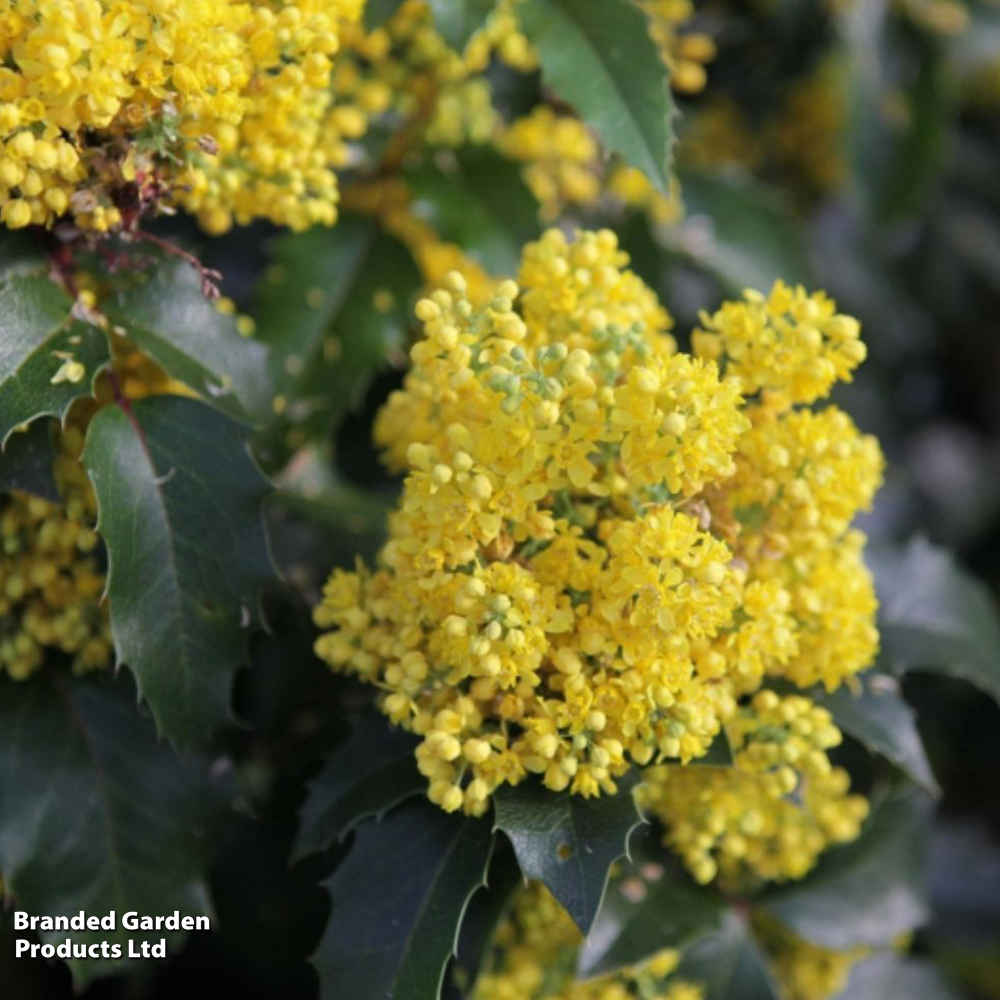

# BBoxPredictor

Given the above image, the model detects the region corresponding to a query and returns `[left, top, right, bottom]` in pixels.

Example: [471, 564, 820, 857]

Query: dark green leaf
[673, 170, 811, 292]
[676, 912, 781, 1000]
[314, 802, 494, 1000]
[105, 262, 270, 423]
[83, 395, 274, 749]
[0, 275, 109, 447]
[813, 671, 938, 795]
[364, 0, 406, 30]
[519, 0, 675, 195]
[251, 219, 418, 459]
[493, 773, 645, 934]
[760, 791, 931, 950]
[0, 418, 58, 500]
[578, 842, 725, 978]
[428, 0, 495, 52]
[407, 149, 540, 275]
[837, 954, 968, 1000]
[251, 216, 378, 397]
[0, 672, 223, 987]
[293, 717, 422, 860]
[452, 848, 522, 994]
[870, 538, 1000, 707]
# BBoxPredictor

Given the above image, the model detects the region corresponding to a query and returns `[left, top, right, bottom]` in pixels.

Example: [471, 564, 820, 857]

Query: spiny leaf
[814, 671, 938, 795]
[105, 262, 270, 423]
[675, 911, 781, 1000]
[83, 395, 274, 749]
[0, 672, 223, 987]
[452, 849, 522, 993]
[760, 790, 932, 950]
[578, 831, 725, 978]
[870, 538, 1000, 708]
[313, 801, 494, 1000]
[519, 0, 675, 196]
[0, 274, 109, 447]
[293, 717, 422, 861]
[493, 772, 645, 935]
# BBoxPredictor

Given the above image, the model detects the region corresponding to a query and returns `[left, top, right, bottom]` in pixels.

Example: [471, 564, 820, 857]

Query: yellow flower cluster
[471, 882, 703, 1000]
[639, 692, 870, 886]
[332, 0, 534, 160]
[0, 0, 364, 233]
[692, 283, 883, 692]
[314, 227, 883, 817]
[0, 425, 111, 680]
[753, 914, 868, 1000]
[640, 0, 716, 95]
[497, 108, 683, 225]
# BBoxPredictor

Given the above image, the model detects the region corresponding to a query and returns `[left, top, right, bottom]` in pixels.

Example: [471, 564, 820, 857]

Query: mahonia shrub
[313, 227, 883, 817]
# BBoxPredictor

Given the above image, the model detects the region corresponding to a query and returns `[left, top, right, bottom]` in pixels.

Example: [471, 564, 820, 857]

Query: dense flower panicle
[0, 0, 364, 233]
[639, 692, 869, 886]
[0, 425, 111, 680]
[692, 282, 868, 409]
[315, 227, 884, 819]
[472, 882, 703, 1000]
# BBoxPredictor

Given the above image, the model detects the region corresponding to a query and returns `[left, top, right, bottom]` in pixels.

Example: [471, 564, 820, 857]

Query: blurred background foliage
[4, 0, 1000, 997]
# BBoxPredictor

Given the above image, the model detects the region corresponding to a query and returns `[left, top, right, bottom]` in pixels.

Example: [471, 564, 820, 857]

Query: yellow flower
[693, 282, 868, 410]
[0, 426, 111, 680]
[471, 882, 703, 1000]
[0, 0, 364, 233]
[639, 692, 870, 887]
[754, 914, 868, 1000]
[315, 228, 884, 815]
